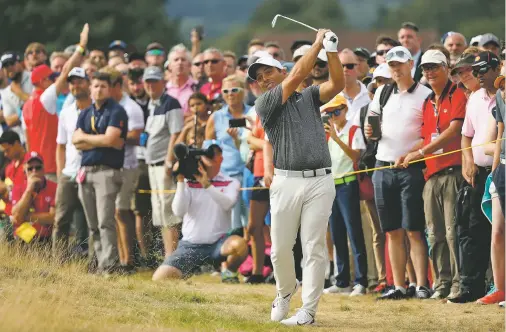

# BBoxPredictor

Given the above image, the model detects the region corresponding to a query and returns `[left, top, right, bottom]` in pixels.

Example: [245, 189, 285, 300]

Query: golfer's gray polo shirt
[255, 84, 331, 171]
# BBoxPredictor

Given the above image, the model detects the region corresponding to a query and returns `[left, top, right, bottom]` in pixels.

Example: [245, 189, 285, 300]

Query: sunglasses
[342, 63, 357, 70]
[472, 66, 491, 77]
[385, 51, 409, 61]
[315, 61, 327, 68]
[193, 61, 203, 67]
[204, 59, 221, 65]
[27, 165, 42, 172]
[421, 63, 443, 72]
[222, 87, 243, 94]
[147, 49, 165, 57]
[328, 105, 347, 116]
[271, 52, 280, 58]
[376, 49, 392, 56]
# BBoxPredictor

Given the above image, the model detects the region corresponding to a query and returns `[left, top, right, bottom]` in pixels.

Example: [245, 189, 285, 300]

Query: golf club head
[272, 15, 280, 28]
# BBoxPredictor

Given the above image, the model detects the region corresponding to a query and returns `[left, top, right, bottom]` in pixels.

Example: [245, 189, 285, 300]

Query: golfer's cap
[109, 40, 127, 50]
[494, 75, 505, 89]
[450, 53, 475, 75]
[142, 66, 164, 81]
[24, 151, 44, 164]
[479, 33, 500, 47]
[67, 67, 88, 82]
[470, 35, 482, 47]
[354, 47, 371, 59]
[1, 51, 21, 66]
[372, 63, 391, 79]
[473, 51, 500, 68]
[385, 46, 412, 64]
[420, 50, 448, 66]
[320, 95, 348, 113]
[248, 57, 284, 80]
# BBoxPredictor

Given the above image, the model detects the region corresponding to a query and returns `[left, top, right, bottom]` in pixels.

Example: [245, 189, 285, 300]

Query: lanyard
[91, 111, 103, 134]
[430, 81, 453, 134]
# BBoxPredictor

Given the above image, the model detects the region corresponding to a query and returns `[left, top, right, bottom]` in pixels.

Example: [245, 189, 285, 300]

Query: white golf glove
[323, 32, 338, 53]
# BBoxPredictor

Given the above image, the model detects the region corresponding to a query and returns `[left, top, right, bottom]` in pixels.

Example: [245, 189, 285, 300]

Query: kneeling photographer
[152, 143, 248, 283]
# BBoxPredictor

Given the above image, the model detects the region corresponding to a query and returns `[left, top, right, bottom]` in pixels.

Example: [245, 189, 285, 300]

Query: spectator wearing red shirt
[200, 48, 227, 109]
[0, 131, 28, 216]
[403, 50, 467, 300]
[11, 152, 57, 242]
[22, 24, 89, 181]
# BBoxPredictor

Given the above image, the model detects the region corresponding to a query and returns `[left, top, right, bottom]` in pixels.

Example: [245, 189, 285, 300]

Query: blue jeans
[329, 180, 368, 288]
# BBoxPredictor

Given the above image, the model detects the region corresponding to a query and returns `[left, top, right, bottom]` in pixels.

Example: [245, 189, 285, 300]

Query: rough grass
[0, 244, 503, 332]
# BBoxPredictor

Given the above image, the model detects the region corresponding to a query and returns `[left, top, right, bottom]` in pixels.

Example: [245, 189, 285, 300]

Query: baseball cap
[450, 53, 476, 75]
[372, 63, 392, 79]
[127, 52, 146, 63]
[473, 51, 500, 68]
[31, 64, 56, 85]
[494, 75, 505, 89]
[0, 130, 21, 145]
[479, 33, 500, 47]
[247, 56, 284, 80]
[142, 66, 164, 81]
[108, 40, 127, 50]
[0, 52, 21, 66]
[320, 95, 347, 113]
[146, 42, 165, 54]
[470, 35, 482, 46]
[354, 47, 371, 59]
[24, 151, 44, 164]
[292, 45, 327, 62]
[420, 50, 448, 66]
[385, 46, 413, 64]
[290, 40, 312, 55]
[67, 67, 88, 82]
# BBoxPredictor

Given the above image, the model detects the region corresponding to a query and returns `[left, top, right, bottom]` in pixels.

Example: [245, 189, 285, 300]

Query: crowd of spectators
[0, 21, 504, 308]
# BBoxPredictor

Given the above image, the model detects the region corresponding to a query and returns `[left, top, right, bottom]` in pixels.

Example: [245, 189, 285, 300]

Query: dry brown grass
[0, 243, 503, 332]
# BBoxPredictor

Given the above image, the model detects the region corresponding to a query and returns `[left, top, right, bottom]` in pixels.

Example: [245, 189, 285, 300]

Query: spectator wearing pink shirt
[165, 44, 197, 119]
[449, 51, 500, 304]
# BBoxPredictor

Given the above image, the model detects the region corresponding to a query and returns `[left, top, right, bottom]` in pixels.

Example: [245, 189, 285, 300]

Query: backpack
[358, 83, 395, 175]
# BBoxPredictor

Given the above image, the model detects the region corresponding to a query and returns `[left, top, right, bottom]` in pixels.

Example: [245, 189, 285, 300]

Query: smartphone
[368, 115, 381, 139]
[193, 25, 204, 41]
[229, 118, 247, 128]
[321, 114, 330, 126]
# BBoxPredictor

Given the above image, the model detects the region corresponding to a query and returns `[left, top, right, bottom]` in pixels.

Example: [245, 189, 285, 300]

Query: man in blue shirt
[73, 71, 128, 275]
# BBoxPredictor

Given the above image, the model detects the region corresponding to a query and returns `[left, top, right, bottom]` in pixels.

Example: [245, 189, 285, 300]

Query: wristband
[76, 45, 85, 55]
[418, 149, 425, 157]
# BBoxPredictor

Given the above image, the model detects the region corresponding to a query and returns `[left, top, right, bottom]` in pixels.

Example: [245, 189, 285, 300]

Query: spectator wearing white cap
[443, 32, 467, 66]
[291, 45, 313, 91]
[365, 46, 432, 300]
[53, 67, 91, 259]
[403, 50, 468, 299]
[470, 35, 482, 47]
[479, 33, 501, 56]
[367, 63, 393, 98]
[165, 44, 197, 119]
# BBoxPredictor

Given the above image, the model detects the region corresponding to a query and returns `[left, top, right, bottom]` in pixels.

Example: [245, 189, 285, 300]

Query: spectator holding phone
[204, 75, 250, 231]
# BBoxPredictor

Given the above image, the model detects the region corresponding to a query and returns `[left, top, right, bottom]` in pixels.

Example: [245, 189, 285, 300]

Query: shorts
[162, 236, 229, 278]
[251, 177, 270, 202]
[372, 165, 425, 232]
[115, 168, 140, 210]
[134, 160, 152, 216]
[492, 164, 505, 215]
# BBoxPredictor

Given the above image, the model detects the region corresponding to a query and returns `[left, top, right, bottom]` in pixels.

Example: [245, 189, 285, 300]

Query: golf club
[271, 14, 337, 43]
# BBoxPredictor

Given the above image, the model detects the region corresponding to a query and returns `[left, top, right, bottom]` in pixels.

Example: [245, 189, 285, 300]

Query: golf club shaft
[276, 15, 337, 43]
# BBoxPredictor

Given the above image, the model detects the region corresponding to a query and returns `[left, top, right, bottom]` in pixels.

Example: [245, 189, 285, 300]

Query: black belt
[83, 165, 119, 172]
[478, 165, 492, 173]
[433, 165, 461, 177]
[376, 160, 424, 169]
[148, 161, 165, 167]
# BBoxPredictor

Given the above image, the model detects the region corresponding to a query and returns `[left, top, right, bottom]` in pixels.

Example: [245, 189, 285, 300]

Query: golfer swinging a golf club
[248, 28, 344, 325]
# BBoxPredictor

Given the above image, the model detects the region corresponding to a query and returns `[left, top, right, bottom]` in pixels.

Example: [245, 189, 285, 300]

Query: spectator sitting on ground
[11, 152, 57, 243]
[152, 144, 248, 282]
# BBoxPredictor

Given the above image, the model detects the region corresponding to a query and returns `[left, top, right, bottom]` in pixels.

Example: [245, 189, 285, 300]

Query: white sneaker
[271, 281, 299, 322]
[499, 301, 505, 308]
[349, 284, 366, 297]
[447, 291, 460, 300]
[280, 309, 315, 326]
[323, 285, 352, 294]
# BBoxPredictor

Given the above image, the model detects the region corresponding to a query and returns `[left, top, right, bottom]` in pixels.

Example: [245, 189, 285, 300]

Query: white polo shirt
[172, 173, 240, 244]
[56, 101, 83, 177]
[119, 94, 145, 169]
[368, 83, 432, 162]
[340, 81, 371, 126]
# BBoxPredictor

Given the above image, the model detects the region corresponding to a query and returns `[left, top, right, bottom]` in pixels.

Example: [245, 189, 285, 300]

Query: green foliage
[375, 0, 505, 39]
[213, 0, 347, 55]
[0, 0, 180, 53]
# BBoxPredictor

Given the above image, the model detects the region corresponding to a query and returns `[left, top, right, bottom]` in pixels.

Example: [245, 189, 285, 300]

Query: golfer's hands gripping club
[323, 31, 338, 52]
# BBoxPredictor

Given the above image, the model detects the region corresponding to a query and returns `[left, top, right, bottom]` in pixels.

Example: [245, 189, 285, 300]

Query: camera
[173, 143, 219, 181]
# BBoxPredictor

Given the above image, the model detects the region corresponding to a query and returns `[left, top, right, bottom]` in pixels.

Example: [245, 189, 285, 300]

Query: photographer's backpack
[358, 83, 395, 176]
